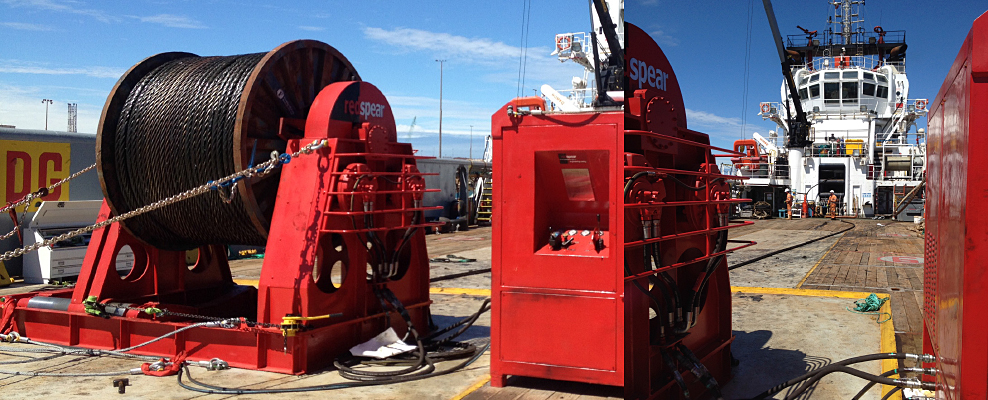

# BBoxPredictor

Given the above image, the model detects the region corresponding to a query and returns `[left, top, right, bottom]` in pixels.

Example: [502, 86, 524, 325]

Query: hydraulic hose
[783, 364, 935, 400]
[851, 367, 936, 400]
[748, 353, 933, 400]
[728, 220, 854, 271]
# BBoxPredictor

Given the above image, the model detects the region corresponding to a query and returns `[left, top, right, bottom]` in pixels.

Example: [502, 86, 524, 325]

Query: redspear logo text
[628, 58, 668, 91]
[345, 100, 386, 119]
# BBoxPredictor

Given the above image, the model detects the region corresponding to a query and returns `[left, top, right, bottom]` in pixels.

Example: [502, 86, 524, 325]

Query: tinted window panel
[863, 82, 876, 96]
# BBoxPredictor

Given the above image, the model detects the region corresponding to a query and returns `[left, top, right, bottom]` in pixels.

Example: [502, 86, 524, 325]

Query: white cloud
[687, 108, 742, 127]
[298, 25, 326, 32]
[2, 0, 115, 23]
[362, 26, 580, 90]
[649, 27, 679, 47]
[363, 26, 532, 66]
[0, 60, 125, 78]
[0, 21, 53, 31]
[138, 14, 205, 29]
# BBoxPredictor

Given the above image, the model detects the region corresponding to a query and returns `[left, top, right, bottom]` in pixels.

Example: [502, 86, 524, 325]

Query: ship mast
[829, 0, 864, 45]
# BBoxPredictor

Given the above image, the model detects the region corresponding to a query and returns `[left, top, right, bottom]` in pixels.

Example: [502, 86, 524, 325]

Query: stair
[476, 178, 493, 225]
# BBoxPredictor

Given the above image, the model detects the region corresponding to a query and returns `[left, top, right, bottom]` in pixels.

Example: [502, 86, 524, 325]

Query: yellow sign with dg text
[1, 140, 71, 212]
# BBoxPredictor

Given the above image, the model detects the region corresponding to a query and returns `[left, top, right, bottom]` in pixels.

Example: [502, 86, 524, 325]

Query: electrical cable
[880, 386, 903, 400]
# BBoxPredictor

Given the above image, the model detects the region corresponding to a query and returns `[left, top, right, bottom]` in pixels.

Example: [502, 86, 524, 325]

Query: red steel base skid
[0, 77, 440, 374]
[922, 11, 988, 400]
[490, 23, 751, 400]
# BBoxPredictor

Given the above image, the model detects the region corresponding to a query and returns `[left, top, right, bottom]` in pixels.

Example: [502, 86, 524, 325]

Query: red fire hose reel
[0, 42, 439, 374]
[490, 23, 752, 399]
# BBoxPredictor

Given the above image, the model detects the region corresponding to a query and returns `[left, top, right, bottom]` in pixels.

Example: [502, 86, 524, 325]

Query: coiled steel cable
[112, 54, 267, 249]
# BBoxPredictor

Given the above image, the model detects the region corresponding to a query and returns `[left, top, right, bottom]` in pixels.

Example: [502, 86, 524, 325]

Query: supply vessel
[734, 0, 927, 220]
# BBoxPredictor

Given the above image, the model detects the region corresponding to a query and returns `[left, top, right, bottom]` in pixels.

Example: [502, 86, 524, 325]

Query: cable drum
[97, 40, 360, 250]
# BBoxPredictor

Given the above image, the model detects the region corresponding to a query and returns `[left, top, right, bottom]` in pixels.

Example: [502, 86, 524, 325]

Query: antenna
[67, 103, 78, 133]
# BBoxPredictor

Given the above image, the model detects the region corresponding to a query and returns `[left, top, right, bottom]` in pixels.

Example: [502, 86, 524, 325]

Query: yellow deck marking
[879, 297, 901, 400]
[450, 374, 490, 400]
[733, 286, 897, 399]
[430, 287, 492, 296]
[795, 231, 845, 289]
[233, 279, 259, 287]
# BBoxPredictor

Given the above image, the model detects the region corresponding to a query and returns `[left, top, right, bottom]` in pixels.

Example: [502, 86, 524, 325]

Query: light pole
[469, 125, 473, 160]
[435, 59, 446, 158]
[42, 99, 53, 130]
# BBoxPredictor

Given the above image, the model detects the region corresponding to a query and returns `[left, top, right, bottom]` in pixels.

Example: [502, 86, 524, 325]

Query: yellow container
[846, 139, 864, 155]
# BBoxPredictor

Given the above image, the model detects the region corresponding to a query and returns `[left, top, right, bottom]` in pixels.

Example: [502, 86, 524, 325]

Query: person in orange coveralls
[828, 190, 839, 220]
[785, 188, 794, 220]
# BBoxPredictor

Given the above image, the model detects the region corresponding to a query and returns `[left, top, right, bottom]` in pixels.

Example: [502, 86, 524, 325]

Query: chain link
[0, 162, 98, 243]
[0, 140, 326, 262]
[0, 163, 96, 215]
[119, 305, 281, 329]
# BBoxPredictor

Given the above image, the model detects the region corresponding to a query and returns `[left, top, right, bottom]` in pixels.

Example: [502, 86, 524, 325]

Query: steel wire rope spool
[97, 40, 360, 250]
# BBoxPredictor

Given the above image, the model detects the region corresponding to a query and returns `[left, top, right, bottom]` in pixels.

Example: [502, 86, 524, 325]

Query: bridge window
[809, 73, 819, 83]
[863, 72, 875, 81]
[824, 82, 840, 104]
[842, 82, 858, 104]
[824, 72, 840, 80]
[842, 71, 858, 79]
[876, 85, 889, 99]
[863, 82, 876, 96]
[799, 88, 808, 100]
[810, 84, 820, 98]
[877, 75, 888, 83]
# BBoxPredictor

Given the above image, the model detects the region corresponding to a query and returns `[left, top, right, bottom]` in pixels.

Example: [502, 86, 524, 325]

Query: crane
[407, 116, 416, 140]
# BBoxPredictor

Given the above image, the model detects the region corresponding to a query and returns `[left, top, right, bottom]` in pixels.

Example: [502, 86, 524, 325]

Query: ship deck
[0, 218, 925, 399]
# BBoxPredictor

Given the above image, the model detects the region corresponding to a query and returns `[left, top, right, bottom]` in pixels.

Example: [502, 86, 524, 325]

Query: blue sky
[628, 0, 987, 150]
[1, 1, 986, 156]
[0, 0, 594, 158]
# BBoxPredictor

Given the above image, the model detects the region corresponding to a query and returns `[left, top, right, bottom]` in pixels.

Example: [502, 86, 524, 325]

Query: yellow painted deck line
[795, 231, 845, 289]
[730, 286, 888, 300]
[450, 374, 490, 400]
[430, 287, 492, 296]
[233, 279, 259, 287]
[733, 286, 897, 399]
[879, 298, 901, 400]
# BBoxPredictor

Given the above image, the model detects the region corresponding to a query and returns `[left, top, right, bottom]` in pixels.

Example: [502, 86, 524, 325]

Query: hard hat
[785, 188, 790, 192]
[830, 190, 835, 193]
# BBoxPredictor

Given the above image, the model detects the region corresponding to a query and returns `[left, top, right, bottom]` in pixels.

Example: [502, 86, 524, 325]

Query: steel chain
[0, 163, 98, 242]
[120, 305, 281, 329]
[0, 140, 326, 262]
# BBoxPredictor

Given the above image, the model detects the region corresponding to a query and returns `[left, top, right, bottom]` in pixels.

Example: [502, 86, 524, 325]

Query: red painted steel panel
[491, 23, 744, 400]
[924, 10, 988, 400]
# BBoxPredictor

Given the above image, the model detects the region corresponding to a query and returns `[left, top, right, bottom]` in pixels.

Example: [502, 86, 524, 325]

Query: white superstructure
[735, 0, 926, 219]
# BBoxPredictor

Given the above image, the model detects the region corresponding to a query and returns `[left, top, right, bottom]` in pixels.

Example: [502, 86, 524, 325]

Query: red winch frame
[490, 23, 753, 400]
[922, 11, 988, 400]
[0, 81, 441, 374]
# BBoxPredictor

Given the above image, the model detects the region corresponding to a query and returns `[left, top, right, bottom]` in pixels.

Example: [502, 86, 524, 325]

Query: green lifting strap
[846, 293, 891, 324]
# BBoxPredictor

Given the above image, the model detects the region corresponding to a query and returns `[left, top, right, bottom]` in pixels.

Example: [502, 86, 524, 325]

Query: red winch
[0, 41, 438, 374]
[490, 23, 752, 399]
[922, 11, 988, 400]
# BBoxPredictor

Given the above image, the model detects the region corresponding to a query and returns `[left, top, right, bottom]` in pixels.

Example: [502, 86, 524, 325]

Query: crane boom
[762, 0, 811, 148]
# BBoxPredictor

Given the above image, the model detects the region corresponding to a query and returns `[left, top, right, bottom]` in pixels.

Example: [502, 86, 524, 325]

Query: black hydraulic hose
[624, 260, 668, 336]
[176, 342, 490, 395]
[645, 243, 675, 329]
[673, 344, 724, 400]
[650, 245, 683, 325]
[748, 353, 930, 400]
[783, 364, 935, 400]
[728, 220, 855, 271]
[692, 230, 728, 319]
[660, 349, 691, 399]
[851, 368, 931, 400]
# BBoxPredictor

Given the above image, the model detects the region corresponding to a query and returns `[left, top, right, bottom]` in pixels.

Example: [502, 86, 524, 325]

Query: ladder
[476, 177, 493, 225]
